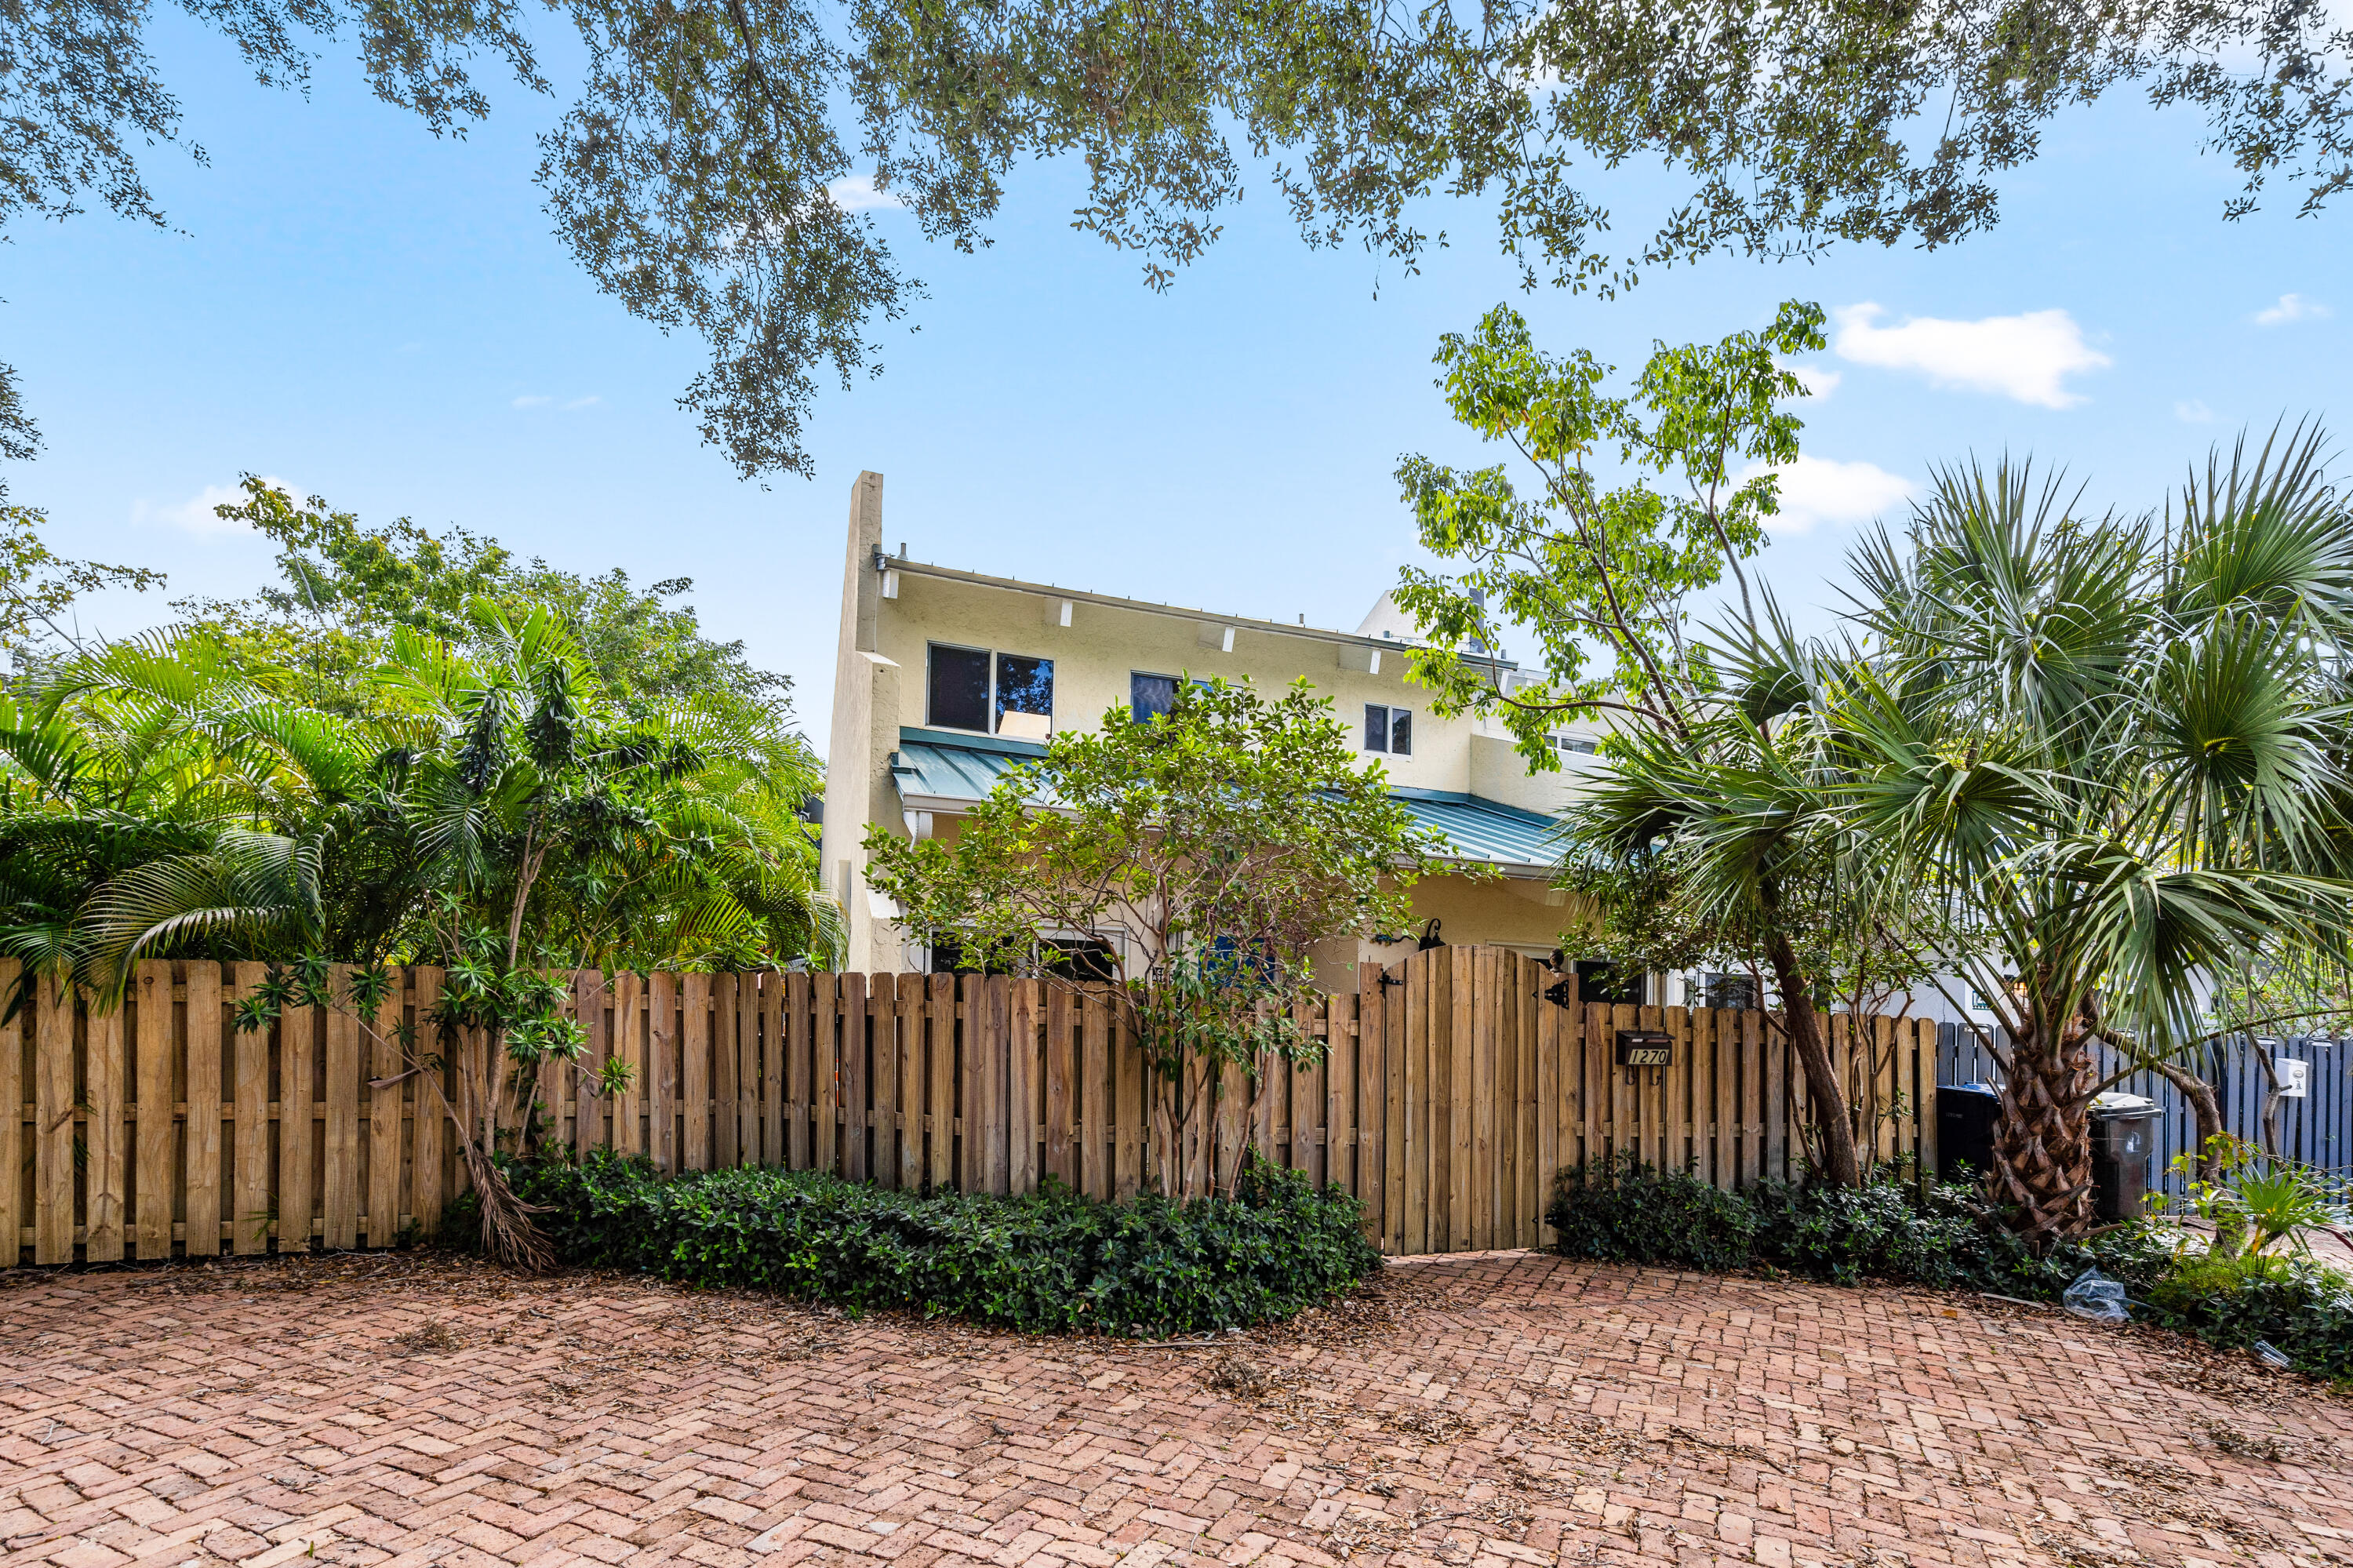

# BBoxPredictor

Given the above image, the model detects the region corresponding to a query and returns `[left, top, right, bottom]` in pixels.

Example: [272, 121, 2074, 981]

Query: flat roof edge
[884, 558, 1516, 671]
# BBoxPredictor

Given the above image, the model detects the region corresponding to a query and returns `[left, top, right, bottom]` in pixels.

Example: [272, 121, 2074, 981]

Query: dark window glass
[928, 645, 990, 731]
[994, 653, 1053, 726]
[1364, 704, 1389, 752]
[1389, 708, 1413, 755]
[1042, 937, 1118, 984]
[1702, 973, 1757, 1010]
[1132, 672, 1178, 722]
[1576, 960, 1642, 1005]
[928, 935, 1014, 976]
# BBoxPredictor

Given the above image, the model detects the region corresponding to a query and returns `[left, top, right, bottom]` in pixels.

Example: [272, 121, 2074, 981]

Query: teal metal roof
[890, 730, 1560, 876]
[1387, 788, 1562, 875]
[891, 727, 1048, 806]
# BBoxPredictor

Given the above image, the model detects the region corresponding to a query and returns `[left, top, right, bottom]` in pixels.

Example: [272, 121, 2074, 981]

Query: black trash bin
[1937, 1083, 2000, 1184]
[2089, 1093, 2162, 1221]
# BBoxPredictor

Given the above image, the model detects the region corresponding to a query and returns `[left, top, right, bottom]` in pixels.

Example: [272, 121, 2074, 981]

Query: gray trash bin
[2089, 1092, 2162, 1222]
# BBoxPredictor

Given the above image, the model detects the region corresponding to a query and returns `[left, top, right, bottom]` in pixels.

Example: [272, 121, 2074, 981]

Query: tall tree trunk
[2153, 1056, 2246, 1257]
[1763, 930, 1861, 1187]
[1992, 1012, 2096, 1246]
[2153, 1058, 2224, 1179]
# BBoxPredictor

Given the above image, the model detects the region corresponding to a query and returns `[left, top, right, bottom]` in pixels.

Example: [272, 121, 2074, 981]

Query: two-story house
[816, 472, 1613, 988]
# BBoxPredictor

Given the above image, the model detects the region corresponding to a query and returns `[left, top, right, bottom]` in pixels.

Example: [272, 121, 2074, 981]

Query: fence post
[85, 997, 124, 1263]
[133, 962, 173, 1259]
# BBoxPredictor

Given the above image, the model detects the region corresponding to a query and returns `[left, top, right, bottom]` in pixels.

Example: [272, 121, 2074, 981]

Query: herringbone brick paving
[2, 1250, 2347, 1568]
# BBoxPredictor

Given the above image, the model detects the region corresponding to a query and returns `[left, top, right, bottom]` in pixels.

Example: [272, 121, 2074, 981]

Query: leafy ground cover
[1547, 1154, 2353, 1380]
[509, 1148, 1384, 1337]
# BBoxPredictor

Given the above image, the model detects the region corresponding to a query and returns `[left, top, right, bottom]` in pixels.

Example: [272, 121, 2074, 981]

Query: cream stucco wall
[874, 568, 1477, 794]
[1467, 733, 1607, 817]
[1307, 871, 1591, 990]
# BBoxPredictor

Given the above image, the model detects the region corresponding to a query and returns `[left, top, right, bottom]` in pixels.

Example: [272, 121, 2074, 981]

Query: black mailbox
[1614, 1029, 1673, 1067]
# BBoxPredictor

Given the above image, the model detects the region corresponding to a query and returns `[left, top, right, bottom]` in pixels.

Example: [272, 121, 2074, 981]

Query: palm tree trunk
[1764, 930, 1861, 1187]
[1991, 1014, 2096, 1246]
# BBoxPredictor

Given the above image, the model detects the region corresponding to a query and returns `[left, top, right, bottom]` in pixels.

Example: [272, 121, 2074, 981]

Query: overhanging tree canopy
[7, 0, 2348, 477]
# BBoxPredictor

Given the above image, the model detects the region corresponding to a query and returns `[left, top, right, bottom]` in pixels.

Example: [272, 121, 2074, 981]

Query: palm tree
[0, 631, 400, 997]
[1838, 426, 2353, 1243]
[1559, 608, 1939, 1188]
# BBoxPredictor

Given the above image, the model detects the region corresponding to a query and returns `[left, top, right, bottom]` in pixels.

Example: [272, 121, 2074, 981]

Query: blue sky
[13, 16, 2342, 744]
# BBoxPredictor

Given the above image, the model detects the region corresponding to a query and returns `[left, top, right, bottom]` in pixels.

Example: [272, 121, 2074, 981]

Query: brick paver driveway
[3, 1250, 2348, 1568]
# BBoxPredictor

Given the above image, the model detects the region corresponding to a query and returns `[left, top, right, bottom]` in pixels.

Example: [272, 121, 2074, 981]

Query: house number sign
[1614, 1029, 1674, 1068]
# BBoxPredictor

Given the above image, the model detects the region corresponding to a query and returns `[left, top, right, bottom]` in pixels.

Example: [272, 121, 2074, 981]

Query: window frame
[925, 640, 1055, 737]
[1131, 671, 1180, 723]
[1362, 703, 1413, 756]
[926, 641, 993, 733]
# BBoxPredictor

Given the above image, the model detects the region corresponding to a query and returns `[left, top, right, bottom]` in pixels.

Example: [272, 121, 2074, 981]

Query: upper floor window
[928, 643, 1053, 738]
[1555, 734, 1598, 755]
[1365, 704, 1413, 755]
[1131, 673, 1216, 724]
[1132, 672, 1178, 722]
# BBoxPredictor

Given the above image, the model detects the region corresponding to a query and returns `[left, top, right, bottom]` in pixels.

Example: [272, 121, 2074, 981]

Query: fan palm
[1560, 605, 1947, 1187]
[1840, 424, 2353, 1243]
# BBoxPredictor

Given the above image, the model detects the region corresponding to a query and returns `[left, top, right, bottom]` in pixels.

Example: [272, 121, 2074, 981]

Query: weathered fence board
[133, 962, 171, 1259]
[86, 1001, 124, 1263]
[13, 948, 1969, 1264]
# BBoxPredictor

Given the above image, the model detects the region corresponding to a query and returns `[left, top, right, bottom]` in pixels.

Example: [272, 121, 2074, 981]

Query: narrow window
[1575, 960, 1643, 1005]
[928, 644, 990, 732]
[1365, 704, 1411, 754]
[994, 653, 1053, 738]
[1131, 672, 1179, 722]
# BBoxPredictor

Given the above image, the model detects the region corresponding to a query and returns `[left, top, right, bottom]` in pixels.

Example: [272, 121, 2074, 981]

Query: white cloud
[1740, 455, 1915, 536]
[512, 394, 553, 409]
[564, 395, 602, 410]
[826, 173, 905, 213]
[2253, 293, 2332, 327]
[1831, 302, 2111, 408]
[1779, 361, 1842, 399]
[132, 478, 291, 540]
[2176, 398, 2216, 424]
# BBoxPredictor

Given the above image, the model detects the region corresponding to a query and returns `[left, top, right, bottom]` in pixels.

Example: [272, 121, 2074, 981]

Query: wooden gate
[1351, 946, 1937, 1254]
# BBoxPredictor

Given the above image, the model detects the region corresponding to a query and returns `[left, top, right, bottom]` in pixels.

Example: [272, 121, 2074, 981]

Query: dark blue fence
[1935, 1024, 2353, 1198]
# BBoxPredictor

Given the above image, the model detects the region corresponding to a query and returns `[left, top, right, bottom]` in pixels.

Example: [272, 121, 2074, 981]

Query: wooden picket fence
[2, 946, 1936, 1265]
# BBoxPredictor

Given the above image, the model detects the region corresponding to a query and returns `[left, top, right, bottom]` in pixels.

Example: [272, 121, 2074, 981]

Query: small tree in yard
[1387, 300, 1931, 1188]
[864, 678, 1456, 1202]
[236, 947, 630, 1270]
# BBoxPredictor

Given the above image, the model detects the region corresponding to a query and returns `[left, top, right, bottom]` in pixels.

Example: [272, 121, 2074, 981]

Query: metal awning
[890, 729, 1560, 879]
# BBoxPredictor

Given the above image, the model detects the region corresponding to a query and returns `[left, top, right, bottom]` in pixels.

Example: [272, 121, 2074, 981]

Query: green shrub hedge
[510, 1148, 1384, 1336]
[1547, 1154, 2353, 1380]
